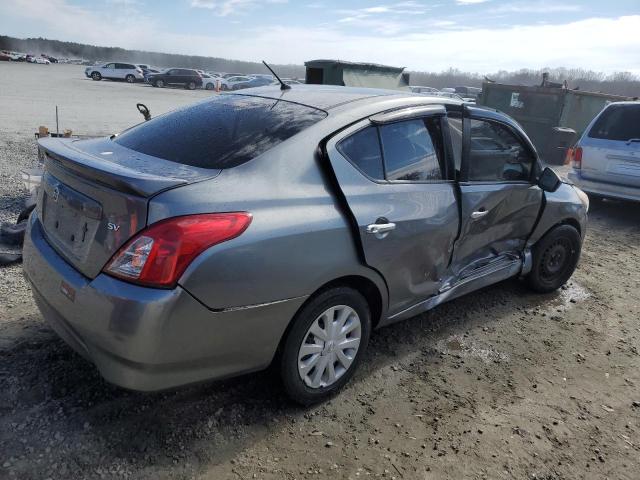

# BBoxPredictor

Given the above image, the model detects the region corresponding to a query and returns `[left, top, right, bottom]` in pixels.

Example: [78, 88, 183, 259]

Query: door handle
[470, 209, 489, 220]
[366, 222, 396, 237]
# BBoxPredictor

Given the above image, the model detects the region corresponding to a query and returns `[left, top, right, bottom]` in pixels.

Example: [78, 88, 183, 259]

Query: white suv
[567, 102, 640, 202]
[85, 62, 144, 83]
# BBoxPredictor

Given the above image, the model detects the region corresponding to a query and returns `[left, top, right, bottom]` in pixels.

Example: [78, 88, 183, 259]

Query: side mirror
[538, 166, 561, 192]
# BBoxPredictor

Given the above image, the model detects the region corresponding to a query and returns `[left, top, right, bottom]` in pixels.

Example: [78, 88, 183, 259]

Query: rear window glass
[337, 126, 384, 180]
[114, 95, 327, 169]
[588, 104, 640, 141]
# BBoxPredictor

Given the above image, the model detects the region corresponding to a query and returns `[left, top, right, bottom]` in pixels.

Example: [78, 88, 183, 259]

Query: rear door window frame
[336, 113, 455, 184]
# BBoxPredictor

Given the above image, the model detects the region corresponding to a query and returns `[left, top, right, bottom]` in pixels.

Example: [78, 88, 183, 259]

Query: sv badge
[107, 222, 121, 232]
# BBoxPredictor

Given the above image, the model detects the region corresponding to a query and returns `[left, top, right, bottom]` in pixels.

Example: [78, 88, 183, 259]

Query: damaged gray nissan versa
[23, 85, 588, 404]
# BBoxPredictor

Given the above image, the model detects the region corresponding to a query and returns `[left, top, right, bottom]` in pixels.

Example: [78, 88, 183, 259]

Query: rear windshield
[114, 95, 327, 169]
[588, 104, 640, 141]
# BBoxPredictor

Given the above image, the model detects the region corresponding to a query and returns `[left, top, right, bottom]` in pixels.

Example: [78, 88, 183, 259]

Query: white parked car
[200, 73, 220, 90]
[219, 75, 252, 91]
[33, 57, 50, 65]
[567, 102, 640, 202]
[410, 86, 439, 94]
[84, 62, 144, 83]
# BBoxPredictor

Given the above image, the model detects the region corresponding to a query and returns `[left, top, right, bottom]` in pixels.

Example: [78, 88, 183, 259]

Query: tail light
[104, 213, 252, 288]
[572, 146, 583, 169]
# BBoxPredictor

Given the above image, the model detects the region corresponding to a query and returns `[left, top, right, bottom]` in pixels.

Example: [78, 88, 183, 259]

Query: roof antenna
[262, 60, 291, 91]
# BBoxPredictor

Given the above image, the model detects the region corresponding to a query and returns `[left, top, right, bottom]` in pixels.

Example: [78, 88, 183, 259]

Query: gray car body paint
[23, 85, 588, 391]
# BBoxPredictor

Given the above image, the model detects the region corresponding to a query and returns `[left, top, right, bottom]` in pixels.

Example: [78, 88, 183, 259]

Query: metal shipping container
[478, 82, 631, 164]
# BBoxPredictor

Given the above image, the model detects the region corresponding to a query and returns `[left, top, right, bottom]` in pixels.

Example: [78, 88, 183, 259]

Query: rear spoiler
[39, 137, 192, 197]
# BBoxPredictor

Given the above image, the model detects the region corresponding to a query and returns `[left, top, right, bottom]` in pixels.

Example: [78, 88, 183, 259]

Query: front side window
[467, 119, 533, 182]
[379, 118, 443, 181]
[338, 126, 384, 180]
[105, 63, 115, 69]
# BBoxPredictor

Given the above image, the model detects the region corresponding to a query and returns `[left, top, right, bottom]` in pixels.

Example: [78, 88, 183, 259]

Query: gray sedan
[23, 86, 588, 404]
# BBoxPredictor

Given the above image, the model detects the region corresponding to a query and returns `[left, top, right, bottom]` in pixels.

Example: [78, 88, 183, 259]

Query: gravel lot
[1, 63, 639, 480]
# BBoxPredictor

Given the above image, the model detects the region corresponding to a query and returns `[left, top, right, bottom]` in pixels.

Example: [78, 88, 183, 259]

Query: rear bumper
[567, 170, 640, 202]
[23, 214, 306, 391]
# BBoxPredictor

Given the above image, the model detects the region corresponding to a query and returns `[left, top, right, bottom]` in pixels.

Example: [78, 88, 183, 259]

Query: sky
[1, 0, 639, 74]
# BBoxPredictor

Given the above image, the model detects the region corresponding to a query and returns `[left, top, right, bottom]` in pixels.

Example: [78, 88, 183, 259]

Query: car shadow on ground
[0, 276, 574, 474]
[587, 196, 640, 227]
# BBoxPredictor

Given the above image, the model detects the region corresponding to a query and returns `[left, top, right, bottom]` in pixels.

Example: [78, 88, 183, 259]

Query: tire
[0, 220, 27, 247]
[91, 71, 101, 81]
[16, 204, 35, 224]
[221, 84, 228, 91]
[526, 224, 581, 293]
[280, 287, 371, 405]
[125, 74, 135, 83]
[205, 82, 214, 90]
[0, 251, 21, 267]
[186, 81, 196, 90]
[154, 79, 165, 88]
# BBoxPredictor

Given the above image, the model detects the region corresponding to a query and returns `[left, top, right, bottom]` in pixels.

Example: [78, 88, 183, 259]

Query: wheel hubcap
[298, 305, 361, 389]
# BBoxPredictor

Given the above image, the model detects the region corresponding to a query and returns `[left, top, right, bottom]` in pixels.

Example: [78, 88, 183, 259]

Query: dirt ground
[1, 64, 639, 480]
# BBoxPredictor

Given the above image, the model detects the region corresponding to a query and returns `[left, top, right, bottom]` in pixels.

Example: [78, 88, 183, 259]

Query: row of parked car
[83, 62, 304, 90]
[0, 51, 58, 64]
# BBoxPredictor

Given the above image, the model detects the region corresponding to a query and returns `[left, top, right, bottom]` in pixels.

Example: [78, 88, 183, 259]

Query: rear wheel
[280, 287, 371, 405]
[91, 71, 101, 81]
[527, 224, 581, 293]
[186, 81, 196, 90]
[125, 74, 135, 83]
[205, 82, 214, 90]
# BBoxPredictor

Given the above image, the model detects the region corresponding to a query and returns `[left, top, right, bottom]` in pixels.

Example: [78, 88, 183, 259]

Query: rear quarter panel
[148, 129, 387, 311]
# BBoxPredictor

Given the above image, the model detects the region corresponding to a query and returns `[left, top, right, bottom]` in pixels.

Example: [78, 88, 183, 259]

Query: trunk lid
[37, 136, 220, 278]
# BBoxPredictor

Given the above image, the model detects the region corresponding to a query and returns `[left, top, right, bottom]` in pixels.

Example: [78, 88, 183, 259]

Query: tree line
[2, 35, 638, 97]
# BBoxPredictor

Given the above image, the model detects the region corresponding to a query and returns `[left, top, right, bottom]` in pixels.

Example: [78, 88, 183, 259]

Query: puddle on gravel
[437, 334, 509, 363]
[548, 281, 590, 313]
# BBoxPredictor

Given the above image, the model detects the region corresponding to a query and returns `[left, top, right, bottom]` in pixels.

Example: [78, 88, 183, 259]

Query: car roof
[227, 84, 462, 111]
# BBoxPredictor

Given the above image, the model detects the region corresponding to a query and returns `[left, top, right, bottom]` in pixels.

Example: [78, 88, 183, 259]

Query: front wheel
[526, 224, 581, 293]
[91, 71, 101, 81]
[125, 74, 135, 83]
[186, 81, 196, 90]
[280, 287, 371, 405]
[154, 79, 164, 88]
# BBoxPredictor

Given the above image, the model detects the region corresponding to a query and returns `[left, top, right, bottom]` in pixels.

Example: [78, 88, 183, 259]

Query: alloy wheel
[297, 305, 362, 389]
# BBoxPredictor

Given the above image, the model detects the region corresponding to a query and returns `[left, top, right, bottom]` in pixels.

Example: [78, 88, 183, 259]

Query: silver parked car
[84, 62, 144, 82]
[23, 86, 588, 404]
[567, 102, 640, 202]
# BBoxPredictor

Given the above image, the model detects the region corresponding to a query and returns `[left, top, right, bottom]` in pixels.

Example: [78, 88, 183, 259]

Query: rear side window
[379, 119, 443, 181]
[337, 126, 384, 180]
[588, 104, 640, 141]
[114, 95, 327, 169]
